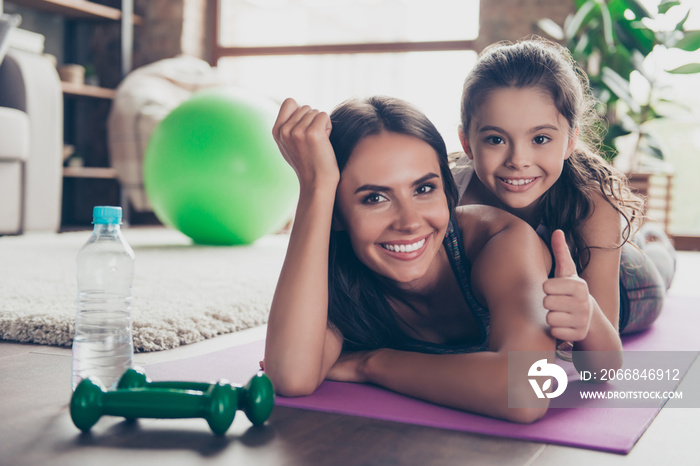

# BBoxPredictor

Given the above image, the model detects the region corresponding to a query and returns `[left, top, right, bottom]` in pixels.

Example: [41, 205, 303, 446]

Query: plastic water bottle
[71, 206, 135, 390]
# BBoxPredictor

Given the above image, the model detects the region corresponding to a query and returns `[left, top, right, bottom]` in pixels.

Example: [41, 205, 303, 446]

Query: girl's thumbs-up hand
[543, 229, 594, 342]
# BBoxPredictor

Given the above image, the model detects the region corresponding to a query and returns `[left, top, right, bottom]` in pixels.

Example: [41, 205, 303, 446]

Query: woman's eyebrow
[354, 173, 440, 195]
[354, 184, 389, 194]
[413, 173, 440, 186]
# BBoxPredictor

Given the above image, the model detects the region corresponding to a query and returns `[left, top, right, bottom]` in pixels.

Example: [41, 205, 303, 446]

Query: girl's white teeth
[502, 178, 535, 186]
[382, 238, 426, 253]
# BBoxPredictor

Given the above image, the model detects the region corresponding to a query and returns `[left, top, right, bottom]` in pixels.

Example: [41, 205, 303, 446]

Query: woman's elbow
[488, 364, 550, 424]
[494, 384, 550, 424]
[265, 368, 321, 397]
[502, 404, 549, 424]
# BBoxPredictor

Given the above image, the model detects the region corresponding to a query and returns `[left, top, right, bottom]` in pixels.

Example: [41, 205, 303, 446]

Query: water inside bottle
[71, 306, 133, 390]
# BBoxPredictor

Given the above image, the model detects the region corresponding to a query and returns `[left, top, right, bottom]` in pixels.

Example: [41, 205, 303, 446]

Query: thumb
[551, 229, 577, 278]
[325, 114, 332, 138]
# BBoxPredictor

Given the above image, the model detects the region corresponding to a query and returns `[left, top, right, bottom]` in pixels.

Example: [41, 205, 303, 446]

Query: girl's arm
[544, 193, 624, 373]
[264, 98, 344, 396]
[330, 209, 556, 423]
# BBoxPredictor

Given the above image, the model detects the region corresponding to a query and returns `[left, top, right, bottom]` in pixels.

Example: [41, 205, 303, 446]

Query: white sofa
[108, 55, 224, 213]
[0, 48, 63, 234]
[0, 104, 29, 234]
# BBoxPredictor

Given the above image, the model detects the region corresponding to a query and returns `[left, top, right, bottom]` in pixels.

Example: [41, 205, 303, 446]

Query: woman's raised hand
[272, 98, 339, 189]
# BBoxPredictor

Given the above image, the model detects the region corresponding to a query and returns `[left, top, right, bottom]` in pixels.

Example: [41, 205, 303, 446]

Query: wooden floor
[2, 252, 699, 466]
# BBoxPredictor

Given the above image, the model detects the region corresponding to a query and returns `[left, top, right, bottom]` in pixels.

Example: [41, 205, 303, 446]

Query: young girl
[452, 38, 673, 366]
[265, 95, 556, 423]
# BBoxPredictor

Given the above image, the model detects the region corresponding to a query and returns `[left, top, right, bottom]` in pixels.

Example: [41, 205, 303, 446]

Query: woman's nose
[392, 201, 422, 232]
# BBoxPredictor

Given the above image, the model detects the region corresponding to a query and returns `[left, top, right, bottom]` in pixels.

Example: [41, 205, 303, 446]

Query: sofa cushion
[0, 106, 29, 161]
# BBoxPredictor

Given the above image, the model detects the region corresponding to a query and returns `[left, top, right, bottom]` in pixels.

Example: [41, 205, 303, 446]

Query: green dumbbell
[117, 366, 275, 426]
[70, 377, 237, 435]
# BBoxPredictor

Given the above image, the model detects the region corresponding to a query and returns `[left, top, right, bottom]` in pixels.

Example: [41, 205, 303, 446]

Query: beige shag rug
[0, 227, 288, 352]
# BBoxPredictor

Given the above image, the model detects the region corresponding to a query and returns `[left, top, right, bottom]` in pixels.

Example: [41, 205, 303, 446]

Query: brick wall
[477, 0, 575, 50]
[133, 0, 210, 69]
[87, 0, 210, 89]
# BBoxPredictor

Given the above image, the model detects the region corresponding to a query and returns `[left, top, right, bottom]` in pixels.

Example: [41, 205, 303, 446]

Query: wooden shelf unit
[6, 0, 137, 226]
[63, 166, 118, 179]
[61, 81, 115, 99]
[8, 0, 141, 23]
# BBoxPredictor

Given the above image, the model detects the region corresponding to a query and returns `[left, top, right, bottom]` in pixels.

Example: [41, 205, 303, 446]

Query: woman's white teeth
[502, 178, 535, 186]
[382, 238, 426, 253]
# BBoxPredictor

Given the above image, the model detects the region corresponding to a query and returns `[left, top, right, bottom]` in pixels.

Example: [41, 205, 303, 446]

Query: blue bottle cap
[92, 206, 122, 225]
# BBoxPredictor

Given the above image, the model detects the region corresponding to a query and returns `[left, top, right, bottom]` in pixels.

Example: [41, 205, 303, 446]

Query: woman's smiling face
[335, 131, 450, 286]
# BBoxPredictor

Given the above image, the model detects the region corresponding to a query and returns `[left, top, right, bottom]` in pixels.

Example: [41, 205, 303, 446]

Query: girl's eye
[362, 192, 387, 205]
[533, 135, 551, 145]
[485, 135, 505, 145]
[416, 183, 436, 195]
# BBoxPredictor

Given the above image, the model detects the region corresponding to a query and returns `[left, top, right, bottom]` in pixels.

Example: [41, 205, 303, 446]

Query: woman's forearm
[573, 299, 624, 374]
[362, 348, 550, 424]
[265, 184, 341, 394]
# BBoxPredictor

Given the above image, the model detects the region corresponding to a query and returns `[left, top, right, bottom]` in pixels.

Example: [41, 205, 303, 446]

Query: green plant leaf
[658, 0, 680, 14]
[606, 122, 631, 141]
[597, 0, 617, 50]
[673, 31, 700, 51]
[618, 112, 640, 132]
[566, 0, 598, 40]
[641, 144, 665, 160]
[606, 0, 630, 20]
[644, 105, 661, 120]
[614, 18, 656, 55]
[667, 63, 700, 74]
[627, 49, 655, 82]
[602, 47, 636, 80]
[596, 87, 613, 106]
[536, 18, 565, 41]
[639, 131, 666, 159]
[674, 9, 690, 31]
[573, 34, 593, 60]
[601, 67, 641, 113]
[609, 0, 652, 20]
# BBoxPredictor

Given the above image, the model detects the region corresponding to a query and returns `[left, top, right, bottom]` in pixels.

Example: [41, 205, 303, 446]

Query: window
[213, 0, 480, 152]
[218, 0, 479, 46]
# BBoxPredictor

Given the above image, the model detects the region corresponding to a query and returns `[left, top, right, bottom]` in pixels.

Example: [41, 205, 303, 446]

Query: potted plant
[537, 0, 700, 173]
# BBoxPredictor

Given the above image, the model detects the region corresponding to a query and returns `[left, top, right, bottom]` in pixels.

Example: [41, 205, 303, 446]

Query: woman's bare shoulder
[455, 204, 530, 234]
[455, 207, 551, 332]
[454, 205, 543, 259]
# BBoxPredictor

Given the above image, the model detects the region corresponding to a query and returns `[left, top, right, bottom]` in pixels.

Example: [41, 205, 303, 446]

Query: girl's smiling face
[335, 131, 450, 287]
[461, 86, 577, 220]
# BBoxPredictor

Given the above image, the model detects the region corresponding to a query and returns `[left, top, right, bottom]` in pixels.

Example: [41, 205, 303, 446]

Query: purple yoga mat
[146, 295, 699, 454]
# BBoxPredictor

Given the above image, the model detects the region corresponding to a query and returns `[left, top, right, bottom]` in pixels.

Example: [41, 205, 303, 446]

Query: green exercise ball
[144, 88, 298, 245]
